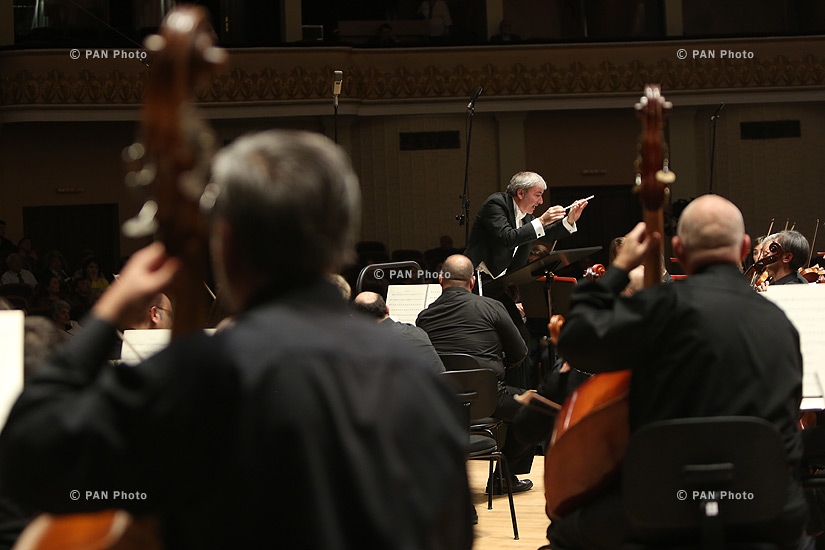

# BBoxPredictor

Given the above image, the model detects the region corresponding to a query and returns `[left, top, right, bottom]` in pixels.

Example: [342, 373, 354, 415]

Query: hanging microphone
[711, 102, 725, 120]
[333, 70, 343, 108]
[467, 86, 483, 110]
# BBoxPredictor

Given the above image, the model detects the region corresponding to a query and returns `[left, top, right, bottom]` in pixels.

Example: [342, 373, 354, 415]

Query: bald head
[674, 195, 749, 273]
[353, 291, 389, 321]
[440, 255, 475, 289]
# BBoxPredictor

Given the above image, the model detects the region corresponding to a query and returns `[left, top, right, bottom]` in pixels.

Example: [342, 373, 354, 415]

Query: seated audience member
[15, 238, 38, 272]
[547, 195, 809, 550]
[1, 254, 37, 287]
[369, 22, 397, 45]
[129, 293, 173, 330]
[416, 254, 534, 493]
[50, 300, 80, 334]
[424, 235, 463, 269]
[38, 250, 72, 289]
[353, 291, 444, 374]
[31, 275, 67, 312]
[68, 277, 95, 319]
[489, 19, 521, 44]
[80, 257, 110, 292]
[0, 130, 472, 550]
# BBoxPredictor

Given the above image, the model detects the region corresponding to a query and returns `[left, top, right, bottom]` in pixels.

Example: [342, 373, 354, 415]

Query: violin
[799, 219, 823, 283]
[746, 241, 783, 289]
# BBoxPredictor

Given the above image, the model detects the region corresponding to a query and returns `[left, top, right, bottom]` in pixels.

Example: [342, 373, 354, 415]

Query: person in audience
[49, 300, 80, 334]
[416, 254, 534, 494]
[15, 237, 38, 272]
[353, 291, 444, 374]
[1, 254, 38, 287]
[0, 130, 472, 550]
[32, 275, 66, 312]
[548, 195, 809, 550]
[80, 257, 110, 292]
[489, 19, 522, 44]
[39, 250, 72, 288]
[129, 293, 173, 330]
[424, 235, 463, 270]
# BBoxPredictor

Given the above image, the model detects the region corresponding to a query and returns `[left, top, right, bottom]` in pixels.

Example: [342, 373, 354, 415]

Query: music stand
[484, 246, 602, 318]
[485, 246, 602, 290]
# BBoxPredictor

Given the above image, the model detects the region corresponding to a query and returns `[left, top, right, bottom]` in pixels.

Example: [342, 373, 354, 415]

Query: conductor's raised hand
[539, 205, 566, 226]
[612, 222, 661, 273]
[93, 242, 182, 328]
[566, 200, 588, 224]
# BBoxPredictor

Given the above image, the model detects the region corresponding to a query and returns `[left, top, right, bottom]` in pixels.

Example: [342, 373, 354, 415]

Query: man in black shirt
[416, 254, 535, 492]
[0, 130, 473, 550]
[550, 194, 809, 550]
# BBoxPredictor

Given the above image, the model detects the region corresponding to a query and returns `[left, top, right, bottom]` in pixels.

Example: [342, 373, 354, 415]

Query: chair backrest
[439, 353, 482, 372]
[441, 369, 498, 421]
[623, 416, 789, 533]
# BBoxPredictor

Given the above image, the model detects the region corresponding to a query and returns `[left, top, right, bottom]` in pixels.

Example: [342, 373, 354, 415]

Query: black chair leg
[500, 455, 519, 540]
[488, 458, 495, 510]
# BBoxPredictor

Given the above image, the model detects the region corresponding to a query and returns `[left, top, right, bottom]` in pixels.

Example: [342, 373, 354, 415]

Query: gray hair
[506, 171, 546, 197]
[210, 130, 361, 283]
[774, 230, 810, 271]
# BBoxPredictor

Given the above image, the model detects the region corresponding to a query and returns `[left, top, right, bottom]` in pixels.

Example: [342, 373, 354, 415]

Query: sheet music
[121, 329, 172, 365]
[0, 311, 25, 430]
[121, 329, 216, 365]
[386, 284, 442, 324]
[762, 285, 825, 406]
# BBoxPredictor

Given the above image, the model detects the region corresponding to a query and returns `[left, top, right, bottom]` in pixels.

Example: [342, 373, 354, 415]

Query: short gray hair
[210, 130, 361, 284]
[506, 171, 546, 197]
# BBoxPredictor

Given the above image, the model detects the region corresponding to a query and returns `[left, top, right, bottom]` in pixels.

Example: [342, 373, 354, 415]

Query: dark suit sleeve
[540, 219, 576, 244]
[478, 195, 543, 250]
[490, 301, 528, 368]
[556, 266, 655, 374]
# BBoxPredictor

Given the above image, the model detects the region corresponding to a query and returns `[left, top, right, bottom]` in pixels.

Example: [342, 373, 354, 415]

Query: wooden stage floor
[468, 455, 550, 550]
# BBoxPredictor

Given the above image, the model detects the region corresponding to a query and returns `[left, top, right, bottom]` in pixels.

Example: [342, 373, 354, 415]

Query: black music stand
[484, 246, 602, 318]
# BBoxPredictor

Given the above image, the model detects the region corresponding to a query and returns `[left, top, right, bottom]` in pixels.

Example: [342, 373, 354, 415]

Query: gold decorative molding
[2, 38, 823, 109]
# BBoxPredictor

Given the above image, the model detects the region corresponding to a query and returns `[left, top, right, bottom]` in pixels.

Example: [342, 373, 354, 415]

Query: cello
[544, 85, 674, 520]
[12, 6, 226, 549]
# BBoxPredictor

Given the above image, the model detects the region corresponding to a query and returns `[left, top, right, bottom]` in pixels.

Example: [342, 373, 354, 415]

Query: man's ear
[672, 236, 686, 267]
[469, 275, 475, 291]
[782, 252, 794, 265]
[740, 234, 752, 264]
[150, 306, 162, 325]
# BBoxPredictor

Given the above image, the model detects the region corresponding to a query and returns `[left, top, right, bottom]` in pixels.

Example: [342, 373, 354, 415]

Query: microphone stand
[458, 101, 476, 245]
[708, 102, 724, 194]
[333, 94, 339, 144]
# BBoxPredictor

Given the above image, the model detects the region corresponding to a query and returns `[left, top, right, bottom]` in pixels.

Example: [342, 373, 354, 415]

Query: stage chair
[622, 416, 790, 550]
[441, 368, 519, 539]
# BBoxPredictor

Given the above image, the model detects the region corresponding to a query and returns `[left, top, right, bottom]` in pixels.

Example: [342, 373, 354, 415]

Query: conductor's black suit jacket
[464, 192, 573, 276]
